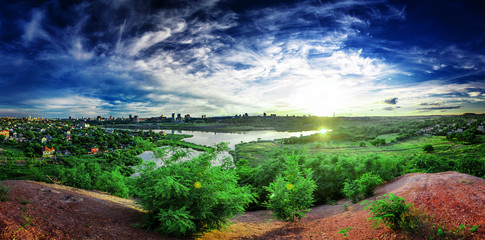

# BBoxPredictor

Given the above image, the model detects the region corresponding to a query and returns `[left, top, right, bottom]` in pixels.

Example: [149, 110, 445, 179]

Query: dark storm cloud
[384, 97, 398, 105]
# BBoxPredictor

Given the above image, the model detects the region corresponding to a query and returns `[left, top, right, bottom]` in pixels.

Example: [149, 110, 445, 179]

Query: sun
[289, 81, 349, 116]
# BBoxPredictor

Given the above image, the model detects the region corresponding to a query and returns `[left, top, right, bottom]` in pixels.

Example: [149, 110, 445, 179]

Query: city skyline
[1, 0, 484, 118]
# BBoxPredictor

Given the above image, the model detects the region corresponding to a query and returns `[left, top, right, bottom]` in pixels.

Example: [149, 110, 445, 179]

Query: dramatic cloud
[420, 101, 445, 106]
[418, 106, 462, 111]
[0, 0, 484, 118]
[384, 98, 399, 105]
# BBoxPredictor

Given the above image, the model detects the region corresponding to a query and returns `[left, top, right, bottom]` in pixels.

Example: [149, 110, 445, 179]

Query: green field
[235, 135, 477, 160]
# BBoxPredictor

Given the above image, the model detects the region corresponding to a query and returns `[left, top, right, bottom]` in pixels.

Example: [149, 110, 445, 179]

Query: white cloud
[69, 38, 93, 60]
[22, 10, 51, 44]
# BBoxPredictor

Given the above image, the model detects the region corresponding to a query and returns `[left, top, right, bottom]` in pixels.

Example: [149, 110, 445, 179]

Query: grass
[375, 133, 401, 143]
[233, 141, 280, 165]
[236, 135, 457, 160]
[0, 181, 9, 201]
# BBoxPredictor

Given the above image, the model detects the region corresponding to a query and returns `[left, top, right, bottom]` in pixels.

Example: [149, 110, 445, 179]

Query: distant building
[133, 115, 139, 122]
[201, 115, 206, 119]
[129, 115, 133, 121]
[263, 113, 267, 117]
[79, 122, 90, 128]
[42, 146, 55, 157]
[177, 113, 182, 121]
[478, 126, 485, 133]
[172, 113, 175, 122]
[97, 116, 102, 121]
[0, 130, 9, 138]
[184, 114, 191, 120]
[160, 115, 166, 120]
[89, 147, 99, 154]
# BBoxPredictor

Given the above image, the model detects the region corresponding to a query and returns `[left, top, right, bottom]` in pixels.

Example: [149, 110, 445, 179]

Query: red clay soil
[201, 171, 485, 240]
[0, 181, 171, 240]
[1, 171, 484, 240]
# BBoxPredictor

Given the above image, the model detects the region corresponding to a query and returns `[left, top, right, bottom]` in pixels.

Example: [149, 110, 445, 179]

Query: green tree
[133, 144, 254, 237]
[265, 153, 316, 221]
[423, 144, 434, 153]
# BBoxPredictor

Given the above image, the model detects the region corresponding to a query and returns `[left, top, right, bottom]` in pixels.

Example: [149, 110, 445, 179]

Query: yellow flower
[287, 183, 293, 190]
[194, 181, 201, 189]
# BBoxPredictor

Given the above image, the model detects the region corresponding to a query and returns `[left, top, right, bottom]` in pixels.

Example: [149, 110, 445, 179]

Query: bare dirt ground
[1, 171, 484, 239]
[0, 181, 168, 240]
[201, 171, 485, 240]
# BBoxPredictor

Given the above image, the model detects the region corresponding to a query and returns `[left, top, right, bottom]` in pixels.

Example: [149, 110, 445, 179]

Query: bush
[456, 157, 485, 177]
[363, 193, 412, 230]
[423, 144, 434, 153]
[265, 154, 316, 221]
[95, 167, 130, 198]
[133, 145, 254, 237]
[370, 138, 386, 146]
[0, 181, 9, 202]
[342, 172, 383, 203]
[412, 154, 454, 173]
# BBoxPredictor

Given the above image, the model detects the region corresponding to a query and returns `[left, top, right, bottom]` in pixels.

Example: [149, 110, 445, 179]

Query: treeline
[234, 143, 485, 209]
[217, 116, 338, 131]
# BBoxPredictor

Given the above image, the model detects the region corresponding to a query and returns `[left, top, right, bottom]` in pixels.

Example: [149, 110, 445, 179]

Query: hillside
[1, 171, 484, 239]
[201, 171, 484, 239]
[0, 180, 167, 240]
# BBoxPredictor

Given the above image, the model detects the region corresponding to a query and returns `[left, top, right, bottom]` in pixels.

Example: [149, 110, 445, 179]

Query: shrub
[370, 138, 386, 146]
[342, 172, 383, 203]
[363, 193, 412, 230]
[133, 145, 254, 237]
[412, 154, 452, 173]
[456, 157, 485, 177]
[423, 144, 434, 153]
[95, 167, 130, 198]
[265, 154, 316, 221]
[0, 181, 9, 202]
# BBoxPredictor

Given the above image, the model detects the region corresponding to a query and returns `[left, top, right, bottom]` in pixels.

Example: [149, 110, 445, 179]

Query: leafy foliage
[337, 227, 353, 238]
[264, 154, 316, 221]
[342, 172, 383, 203]
[363, 193, 412, 230]
[0, 181, 9, 202]
[423, 144, 434, 153]
[133, 144, 254, 237]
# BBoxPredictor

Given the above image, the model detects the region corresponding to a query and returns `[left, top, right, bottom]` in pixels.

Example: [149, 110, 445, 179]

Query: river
[132, 129, 322, 174]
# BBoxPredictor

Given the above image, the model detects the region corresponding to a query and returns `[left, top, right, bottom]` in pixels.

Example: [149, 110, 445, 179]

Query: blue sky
[0, 0, 484, 118]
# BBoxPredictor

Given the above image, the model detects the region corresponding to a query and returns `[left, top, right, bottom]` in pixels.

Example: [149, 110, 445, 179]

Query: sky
[0, 0, 484, 118]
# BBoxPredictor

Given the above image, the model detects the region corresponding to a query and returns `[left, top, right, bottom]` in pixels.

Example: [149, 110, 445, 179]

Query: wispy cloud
[1, 0, 484, 117]
[22, 9, 51, 44]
